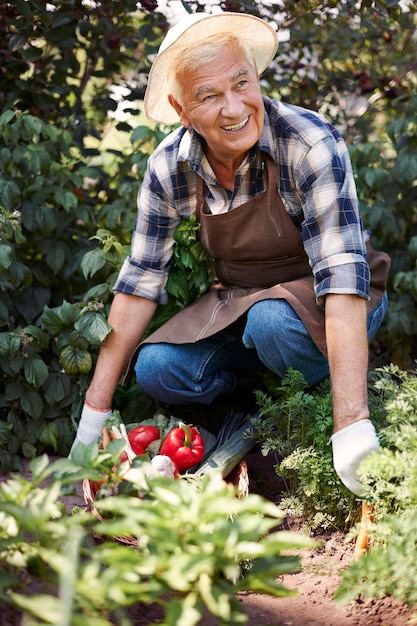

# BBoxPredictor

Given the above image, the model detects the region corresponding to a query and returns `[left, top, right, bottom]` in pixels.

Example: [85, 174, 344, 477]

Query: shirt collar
[257, 99, 278, 162]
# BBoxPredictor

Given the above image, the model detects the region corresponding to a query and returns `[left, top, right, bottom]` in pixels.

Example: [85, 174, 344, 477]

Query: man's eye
[203, 94, 216, 102]
[237, 80, 248, 88]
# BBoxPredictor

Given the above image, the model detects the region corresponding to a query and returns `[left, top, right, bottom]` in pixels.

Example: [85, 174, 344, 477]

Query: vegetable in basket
[128, 425, 160, 454]
[160, 422, 205, 472]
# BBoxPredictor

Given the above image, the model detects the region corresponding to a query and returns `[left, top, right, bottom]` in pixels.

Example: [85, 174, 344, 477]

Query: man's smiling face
[169, 42, 264, 170]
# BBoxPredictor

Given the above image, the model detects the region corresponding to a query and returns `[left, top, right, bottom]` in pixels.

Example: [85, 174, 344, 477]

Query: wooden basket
[83, 459, 249, 546]
[82, 478, 139, 545]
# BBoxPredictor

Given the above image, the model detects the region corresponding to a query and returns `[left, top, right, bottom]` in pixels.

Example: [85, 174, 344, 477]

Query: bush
[0, 453, 313, 625]
[0, 107, 142, 468]
[350, 98, 417, 366]
[335, 365, 417, 615]
[252, 368, 389, 533]
[1, 0, 417, 465]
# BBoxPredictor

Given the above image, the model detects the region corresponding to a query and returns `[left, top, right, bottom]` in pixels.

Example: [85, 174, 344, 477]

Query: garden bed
[121, 449, 414, 625]
[1, 450, 414, 626]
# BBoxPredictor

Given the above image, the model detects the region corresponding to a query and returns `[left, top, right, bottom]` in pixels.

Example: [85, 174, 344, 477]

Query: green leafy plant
[335, 365, 417, 617]
[145, 214, 212, 337]
[0, 114, 205, 467]
[1, 0, 417, 466]
[349, 97, 417, 367]
[0, 452, 314, 625]
[252, 369, 387, 533]
[0, 0, 166, 465]
[0, 299, 111, 470]
[0, 0, 164, 148]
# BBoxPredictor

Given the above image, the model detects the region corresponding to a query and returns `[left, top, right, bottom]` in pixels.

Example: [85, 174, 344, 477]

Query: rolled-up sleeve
[268, 99, 370, 305]
[285, 131, 369, 304]
[113, 130, 195, 304]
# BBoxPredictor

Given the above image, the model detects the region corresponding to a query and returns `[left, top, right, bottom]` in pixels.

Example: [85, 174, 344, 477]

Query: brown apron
[139, 154, 390, 359]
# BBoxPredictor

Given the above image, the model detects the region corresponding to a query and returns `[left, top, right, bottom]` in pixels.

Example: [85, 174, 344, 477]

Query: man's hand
[69, 294, 157, 458]
[331, 419, 380, 495]
[69, 402, 111, 458]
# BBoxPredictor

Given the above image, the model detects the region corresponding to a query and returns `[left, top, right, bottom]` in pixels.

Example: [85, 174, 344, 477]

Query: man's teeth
[223, 118, 248, 131]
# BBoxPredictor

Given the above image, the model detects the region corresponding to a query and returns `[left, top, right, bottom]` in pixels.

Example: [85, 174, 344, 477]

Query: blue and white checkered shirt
[114, 96, 370, 305]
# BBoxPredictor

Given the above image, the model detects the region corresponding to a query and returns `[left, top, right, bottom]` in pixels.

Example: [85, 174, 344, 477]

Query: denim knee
[134, 342, 237, 404]
[134, 344, 165, 398]
[367, 292, 388, 340]
[242, 299, 329, 384]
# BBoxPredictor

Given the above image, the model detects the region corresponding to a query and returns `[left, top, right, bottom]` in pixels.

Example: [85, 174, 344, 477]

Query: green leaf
[166, 269, 190, 304]
[59, 345, 92, 374]
[393, 153, 417, 184]
[0, 332, 10, 355]
[77, 165, 101, 178]
[45, 242, 67, 273]
[8, 261, 31, 288]
[130, 125, 150, 143]
[8, 33, 27, 52]
[5, 382, 26, 401]
[54, 189, 78, 212]
[40, 301, 79, 334]
[40, 306, 66, 334]
[68, 329, 89, 350]
[0, 421, 12, 446]
[23, 325, 50, 350]
[69, 440, 100, 467]
[0, 297, 10, 323]
[20, 389, 44, 419]
[21, 201, 57, 233]
[9, 354, 24, 374]
[39, 422, 59, 450]
[8, 592, 61, 623]
[363, 167, 385, 188]
[44, 372, 72, 405]
[81, 248, 107, 279]
[0, 110, 16, 126]
[9, 333, 22, 358]
[0, 242, 13, 271]
[28, 453, 51, 479]
[0, 181, 20, 211]
[24, 357, 49, 387]
[408, 236, 417, 260]
[21, 441, 37, 458]
[179, 248, 195, 270]
[74, 311, 111, 344]
[27, 145, 51, 175]
[21, 115, 43, 139]
[56, 300, 80, 326]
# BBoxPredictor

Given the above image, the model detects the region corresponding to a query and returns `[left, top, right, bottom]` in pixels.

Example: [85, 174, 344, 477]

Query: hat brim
[144, 12, 278, 126]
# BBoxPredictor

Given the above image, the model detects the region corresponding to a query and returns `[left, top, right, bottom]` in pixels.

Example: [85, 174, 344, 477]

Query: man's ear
[168, 94, 190, 128]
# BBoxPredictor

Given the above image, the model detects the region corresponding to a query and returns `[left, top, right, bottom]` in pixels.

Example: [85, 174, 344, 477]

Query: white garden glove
[331, 419, 380, 496]
[69, 402, 111, 458]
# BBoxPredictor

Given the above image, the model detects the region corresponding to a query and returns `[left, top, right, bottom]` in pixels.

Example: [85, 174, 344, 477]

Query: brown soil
[1, 452, 415, 626]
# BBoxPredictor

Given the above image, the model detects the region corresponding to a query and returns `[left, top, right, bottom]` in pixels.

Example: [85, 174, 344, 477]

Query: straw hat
[144, 12, 278, 126]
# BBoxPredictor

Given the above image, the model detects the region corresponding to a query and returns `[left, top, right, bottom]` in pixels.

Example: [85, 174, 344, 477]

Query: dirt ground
[236, 451, 415, 626]
[1, 451, 415, 626]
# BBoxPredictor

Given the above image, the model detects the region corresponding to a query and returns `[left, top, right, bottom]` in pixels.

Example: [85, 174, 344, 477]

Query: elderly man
[71, 12, 390, 495]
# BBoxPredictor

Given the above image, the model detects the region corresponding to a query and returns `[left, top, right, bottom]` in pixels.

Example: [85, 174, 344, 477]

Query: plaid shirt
[114, 96, 370, 305]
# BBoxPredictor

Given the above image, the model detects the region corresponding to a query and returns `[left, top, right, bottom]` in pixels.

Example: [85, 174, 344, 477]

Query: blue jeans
[135, 292, 388, 405]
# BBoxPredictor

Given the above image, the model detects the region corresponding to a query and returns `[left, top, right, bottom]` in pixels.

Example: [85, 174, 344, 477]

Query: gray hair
[168, 33, 257, 104]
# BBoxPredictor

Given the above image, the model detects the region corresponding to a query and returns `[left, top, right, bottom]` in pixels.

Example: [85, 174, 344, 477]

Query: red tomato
[128, 425, 160, 454]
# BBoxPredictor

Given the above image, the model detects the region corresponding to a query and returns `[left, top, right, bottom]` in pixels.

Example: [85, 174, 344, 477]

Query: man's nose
[221, 92, 244, 117]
